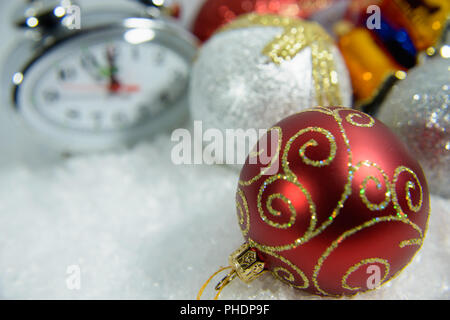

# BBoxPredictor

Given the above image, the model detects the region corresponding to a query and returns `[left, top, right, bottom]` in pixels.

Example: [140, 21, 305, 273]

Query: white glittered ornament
[377, 56, 449, 198]
[189, 14, 352, 166]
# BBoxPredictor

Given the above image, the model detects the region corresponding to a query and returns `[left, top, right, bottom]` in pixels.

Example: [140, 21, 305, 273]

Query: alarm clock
[3, 0, 197, 152]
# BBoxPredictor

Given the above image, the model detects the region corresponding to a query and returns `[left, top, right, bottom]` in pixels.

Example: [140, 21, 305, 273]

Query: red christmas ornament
[192, 0, 336, 42]
[235, 106, 429, 296]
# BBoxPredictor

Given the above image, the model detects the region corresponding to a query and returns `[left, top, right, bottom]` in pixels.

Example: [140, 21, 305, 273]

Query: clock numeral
[139, 102, 163, 118]
[90, 111, 103, 128]
[66, 109, 80, 119]
[159, 91, 171, 105]
[81, 51, 99, 69]
[58, 67, 77, 81]
[43, 89, 60, 103]
[80, 51, 102, 81]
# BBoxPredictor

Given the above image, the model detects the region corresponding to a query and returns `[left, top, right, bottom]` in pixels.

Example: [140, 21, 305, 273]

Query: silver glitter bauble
[377, 56, 449, 198]
[189, 14, 352, 167]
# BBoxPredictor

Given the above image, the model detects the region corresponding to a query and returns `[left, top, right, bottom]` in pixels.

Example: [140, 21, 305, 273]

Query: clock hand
[106, 45, 121, 93]
[62, 83, 140, 93]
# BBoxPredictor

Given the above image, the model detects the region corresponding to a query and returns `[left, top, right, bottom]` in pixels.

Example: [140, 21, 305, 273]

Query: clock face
[14, 25, 194, 149]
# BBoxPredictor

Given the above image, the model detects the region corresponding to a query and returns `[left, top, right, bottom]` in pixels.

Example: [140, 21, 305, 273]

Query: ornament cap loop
[214, 269, 237, 291]
[197, 243, 266, 300]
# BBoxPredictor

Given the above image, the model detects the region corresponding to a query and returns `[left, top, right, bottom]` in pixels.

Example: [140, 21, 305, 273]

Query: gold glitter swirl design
[219, 14, 342, 106]
[399, 238, 422, 248]
[390, 204, 430, 281]
[239, 127, 282, 187]
[257, 174, 316, 231]
[250, 243, 309, 289]
[294, 107, 356, 239]
[236, 188, 250, 237]
[345, 112, 375, 128]
[265, 194, 296, 229]
[296, 127, 337, 167]
[272, 267, 308, 289]
[311, 215, 423, 296]
[355, 161, 392, 211]
[341, 258, 390, 291]
[392, 166, 423, 216]
[249, 108, 358, 252]
[273, 267, 296, 283]
[253, 125, 341, 250]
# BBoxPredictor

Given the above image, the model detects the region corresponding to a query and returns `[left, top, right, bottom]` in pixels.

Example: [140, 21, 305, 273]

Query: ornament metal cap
[228, 243, 266, 284]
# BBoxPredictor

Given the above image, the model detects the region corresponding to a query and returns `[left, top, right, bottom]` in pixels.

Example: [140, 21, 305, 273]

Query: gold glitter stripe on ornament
[342, 258, 390, 291]
[257, 173, 317, 231]
[236, 188, 250, 237]
[239, 126, 283, 187]
[295, 108, 356, 238]
[399, 238, 422, 248]
[355, 161, 392, 211]
[345, 113, 375, 127]
[273, 267, 296, 284]
[247, 108, 363, 252]
[218, 14, 343, 106]
[392, 166, 424, 217]
[247, 241, 309, 289]
[251, 126, 339, 249]
[312, 215, 423, 296]
[390, 205, 430, 281]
